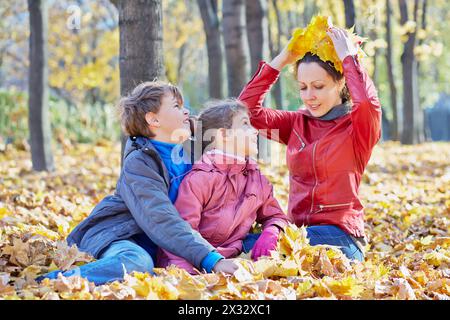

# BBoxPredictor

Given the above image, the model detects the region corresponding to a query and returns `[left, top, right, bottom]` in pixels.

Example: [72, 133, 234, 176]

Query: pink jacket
[157, 150, 289, 273]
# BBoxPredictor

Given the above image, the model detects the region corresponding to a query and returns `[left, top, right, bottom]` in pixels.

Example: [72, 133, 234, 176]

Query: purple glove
[251, 226, 280, 261]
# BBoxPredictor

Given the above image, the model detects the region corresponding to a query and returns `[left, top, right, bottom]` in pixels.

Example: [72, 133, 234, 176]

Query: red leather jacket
[238, 55, 382, 238]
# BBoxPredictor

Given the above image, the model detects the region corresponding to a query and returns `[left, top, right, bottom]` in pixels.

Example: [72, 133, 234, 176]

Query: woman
[238, 26, 382, 261]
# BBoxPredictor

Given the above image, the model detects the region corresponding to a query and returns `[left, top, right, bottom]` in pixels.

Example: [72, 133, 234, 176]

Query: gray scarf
[317, 101, 351, 121]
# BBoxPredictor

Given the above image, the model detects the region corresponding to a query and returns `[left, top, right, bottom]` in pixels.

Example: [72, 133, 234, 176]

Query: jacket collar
[193, 149, 258, 175]
[297, 101, 351, 121]
[124, 136, 171, 187]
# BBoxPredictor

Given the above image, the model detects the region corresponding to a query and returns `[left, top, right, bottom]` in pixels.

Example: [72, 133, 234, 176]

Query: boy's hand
[212, 258, 239, 275]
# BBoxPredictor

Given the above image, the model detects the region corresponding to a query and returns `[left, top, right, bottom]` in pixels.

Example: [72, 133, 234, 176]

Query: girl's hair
[196, 99, 248, 153]
[294, 52, 351, 103]
[118, 81, 183, 137]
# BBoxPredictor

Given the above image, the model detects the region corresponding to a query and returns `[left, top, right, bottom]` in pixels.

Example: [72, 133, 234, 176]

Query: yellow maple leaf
[287, 15, 365, 74]
[325, 276, 364, 299]
[0, 207, 11, 220]
[296, 279, 314, 298]
[273, 259, 299, 277]
[423, 250, 450, 267]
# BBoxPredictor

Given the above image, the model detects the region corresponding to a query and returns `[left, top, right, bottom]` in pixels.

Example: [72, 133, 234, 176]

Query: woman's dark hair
[294, 52, 351, 103]
[196, 99, 248, 154]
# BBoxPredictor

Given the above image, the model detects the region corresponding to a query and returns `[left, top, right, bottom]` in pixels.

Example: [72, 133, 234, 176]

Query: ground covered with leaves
[1, 140, 449, 300]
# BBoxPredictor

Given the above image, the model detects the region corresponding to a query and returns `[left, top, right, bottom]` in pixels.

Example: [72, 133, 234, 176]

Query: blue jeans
[37, 226, 362, 285]
[36, 238, 157, 286]
[306, 225, 363, 261]
[242, 225, 363, 261]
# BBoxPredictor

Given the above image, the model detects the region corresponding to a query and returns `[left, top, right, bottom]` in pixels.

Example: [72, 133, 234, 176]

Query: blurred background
[0, 0, 449, 171]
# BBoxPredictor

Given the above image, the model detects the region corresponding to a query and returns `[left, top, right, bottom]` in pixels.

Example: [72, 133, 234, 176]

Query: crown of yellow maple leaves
[287, 15, 366, 74]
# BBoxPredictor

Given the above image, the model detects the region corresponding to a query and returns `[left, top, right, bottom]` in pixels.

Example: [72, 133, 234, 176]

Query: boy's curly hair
[196, 99, 248, 154]
[118, 81, 183, 138]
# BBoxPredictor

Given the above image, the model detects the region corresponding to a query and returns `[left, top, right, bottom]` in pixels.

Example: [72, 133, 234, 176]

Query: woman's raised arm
[238, 46, 298, 145]
[328, 27, 382, 168]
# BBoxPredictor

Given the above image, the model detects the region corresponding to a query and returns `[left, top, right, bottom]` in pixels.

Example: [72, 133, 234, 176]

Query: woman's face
[297, 62, 344, 118]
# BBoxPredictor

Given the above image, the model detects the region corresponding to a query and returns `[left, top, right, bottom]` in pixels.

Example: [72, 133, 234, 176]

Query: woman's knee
[305, 225, 331, 245]
[306, 225, 364, 261]
[340, 246, 364, 261]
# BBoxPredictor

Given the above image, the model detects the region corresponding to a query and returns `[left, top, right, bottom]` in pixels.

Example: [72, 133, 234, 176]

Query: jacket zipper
[308, 142, 318, 225]
[317, 202, 352, 213]
[293, 129, 306, 152]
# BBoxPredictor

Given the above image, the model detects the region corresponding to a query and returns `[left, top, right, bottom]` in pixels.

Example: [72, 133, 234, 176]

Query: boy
[37, 81, 238, 285]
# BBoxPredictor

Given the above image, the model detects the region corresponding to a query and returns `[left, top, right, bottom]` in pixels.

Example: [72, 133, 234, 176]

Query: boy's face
[146, 92, 191, 143]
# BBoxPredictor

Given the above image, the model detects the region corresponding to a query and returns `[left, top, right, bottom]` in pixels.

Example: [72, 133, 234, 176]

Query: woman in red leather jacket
[238, 26, 382, 261]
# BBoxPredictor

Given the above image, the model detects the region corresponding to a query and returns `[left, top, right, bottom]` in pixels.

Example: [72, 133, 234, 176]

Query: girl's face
[297, 62, 344, 118]
[221, 111, 258, 159]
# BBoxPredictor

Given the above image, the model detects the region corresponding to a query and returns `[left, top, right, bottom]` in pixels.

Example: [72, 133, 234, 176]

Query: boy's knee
[117, 249, 155, 275]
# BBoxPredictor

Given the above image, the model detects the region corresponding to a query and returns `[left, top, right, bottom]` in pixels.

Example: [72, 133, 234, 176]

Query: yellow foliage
[0, 207, 11, 220]
[1, 142, 450, 300]
[163, 1, 204, 84]
[287, 15, 366, 73]
[325, 276, 364, 299]
[47, 3, 119, 104]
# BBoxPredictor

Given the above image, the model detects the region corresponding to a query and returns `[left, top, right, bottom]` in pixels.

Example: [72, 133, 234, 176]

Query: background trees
[222, 0, 249, 97]
[385, 0, 399, 141]
[399, 0, 423, 144]
[27, 0, 54, 171]
[0, 0, 449, 171]
[113, 0, 165, 160]
[197, 0, 223, 99]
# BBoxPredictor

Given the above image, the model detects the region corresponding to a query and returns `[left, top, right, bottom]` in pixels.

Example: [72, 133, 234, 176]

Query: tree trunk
[117, 0, 165, 162]
[268, 0, 283, 110]
[370, 30, 379, 87]
[176, 43, 187, 84]
[286, 10, 297, 37]
[303, 0, 318, 24]
[399, 0, 423, 144]
[343, 0, 357, 30]
[246, 0, 270, 162]
[385, 0, 399, 141]
[417, 0, 429, 140]
[222, 0, 249, 97]
[246, 0, 269, 75]
[197, 0, 223, 99]
[368, 3, 386, 138]
[28, 0, 54, 172]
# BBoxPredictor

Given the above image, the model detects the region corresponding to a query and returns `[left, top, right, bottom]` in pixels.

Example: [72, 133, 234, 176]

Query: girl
[238, 22, 381, 261]
[158, 100, 290, 274]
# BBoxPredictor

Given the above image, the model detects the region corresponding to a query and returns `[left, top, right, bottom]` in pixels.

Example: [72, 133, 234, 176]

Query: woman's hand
[326, 27, 358, 62]
[212, 258, 239, 275]
[269, 45, 301, 71]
